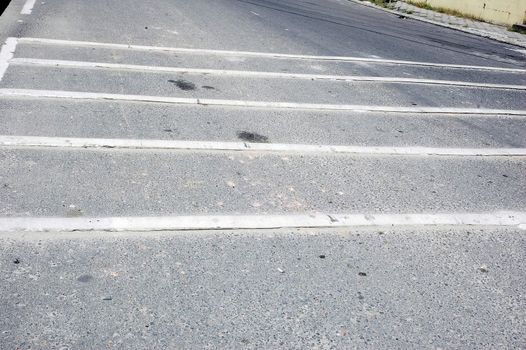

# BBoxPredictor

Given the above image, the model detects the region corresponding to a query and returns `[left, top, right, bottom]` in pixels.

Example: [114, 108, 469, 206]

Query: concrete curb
[347, 0, 526, 48]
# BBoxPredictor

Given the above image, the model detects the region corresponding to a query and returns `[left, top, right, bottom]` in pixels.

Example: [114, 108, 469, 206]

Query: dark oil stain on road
[202, 85, 216, 90]
[237, 131, 269, 143]
[168, 79, 196, 91]
[77, 274, 93, 283]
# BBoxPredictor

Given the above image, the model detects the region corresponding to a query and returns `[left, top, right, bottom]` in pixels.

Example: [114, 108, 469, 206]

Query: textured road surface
[0, 0, 525, 349]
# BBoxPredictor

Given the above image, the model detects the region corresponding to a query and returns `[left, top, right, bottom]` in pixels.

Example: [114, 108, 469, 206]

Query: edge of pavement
[347, 0, 526, 49]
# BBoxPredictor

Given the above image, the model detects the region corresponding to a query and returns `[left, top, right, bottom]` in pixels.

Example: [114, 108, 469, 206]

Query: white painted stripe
[0, 38, 18, 81]
[512, 49, 526, 55]
[0, 212, 524, 232]
[1, 88, 525, 116]
[20, 0, 36, 14]
[17, 37, 526, 73]
[1, 135, 525, 157]
[11, 58, 526, 91]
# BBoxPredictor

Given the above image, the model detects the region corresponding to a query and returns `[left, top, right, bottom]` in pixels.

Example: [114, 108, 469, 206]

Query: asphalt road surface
[0, 0, 525, 348]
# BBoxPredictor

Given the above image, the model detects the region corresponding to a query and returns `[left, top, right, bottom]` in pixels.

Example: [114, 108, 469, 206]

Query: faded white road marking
[0, 212, 524, 232]
[1, 135, 525, 157]
[0, 38, 18, 81]
[511, 48, 526, 56]
[11, 58, 526, 90]
[1, 88, 525, 116]
[17, 37, 526, 73]
[21, 0, 36, 14]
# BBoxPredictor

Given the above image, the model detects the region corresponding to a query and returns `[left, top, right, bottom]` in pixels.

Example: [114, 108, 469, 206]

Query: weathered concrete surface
[0, 0, 525, 348]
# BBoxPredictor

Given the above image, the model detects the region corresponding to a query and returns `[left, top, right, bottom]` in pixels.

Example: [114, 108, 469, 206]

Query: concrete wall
[420, 0, 526, 26]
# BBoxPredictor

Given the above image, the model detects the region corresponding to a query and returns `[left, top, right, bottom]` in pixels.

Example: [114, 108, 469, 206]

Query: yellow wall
[420, 0, 526, 26]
